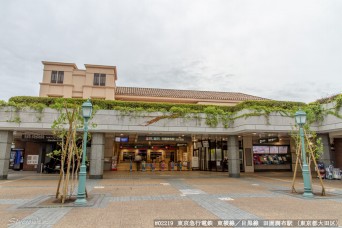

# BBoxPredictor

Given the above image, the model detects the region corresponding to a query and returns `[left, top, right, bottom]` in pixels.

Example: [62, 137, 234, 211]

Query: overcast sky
[0, 0, 341, 103]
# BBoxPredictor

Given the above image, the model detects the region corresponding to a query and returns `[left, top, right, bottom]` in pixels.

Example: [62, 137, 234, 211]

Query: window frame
[50, 71, 64, 84]
[93, 73, 106, 86]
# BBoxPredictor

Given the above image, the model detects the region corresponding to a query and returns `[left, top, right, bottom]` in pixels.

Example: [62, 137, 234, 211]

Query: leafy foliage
[50, 100, 93, 203]
[3, 94, 342, 128]
[291, 125, 323, 160]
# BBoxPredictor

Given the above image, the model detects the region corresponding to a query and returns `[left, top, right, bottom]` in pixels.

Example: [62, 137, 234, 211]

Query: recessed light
[252, 133, 257, 135]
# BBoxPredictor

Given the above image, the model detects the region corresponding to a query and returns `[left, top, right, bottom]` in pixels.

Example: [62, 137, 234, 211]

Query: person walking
[135, 154, 142, 171]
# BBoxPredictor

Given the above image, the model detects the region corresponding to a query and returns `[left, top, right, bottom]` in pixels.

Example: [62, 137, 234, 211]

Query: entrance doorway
[197, 139, 243, 172]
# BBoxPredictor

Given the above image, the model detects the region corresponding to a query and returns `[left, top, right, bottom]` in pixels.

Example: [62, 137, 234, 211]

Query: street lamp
[75, 99, 93, 205]
[295, 110, 314, 198]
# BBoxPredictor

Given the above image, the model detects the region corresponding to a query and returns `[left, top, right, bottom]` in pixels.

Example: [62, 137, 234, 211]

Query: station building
[0, 61, 341, 179]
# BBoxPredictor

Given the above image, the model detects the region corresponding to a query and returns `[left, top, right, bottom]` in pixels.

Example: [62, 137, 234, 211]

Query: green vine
[7, 116, 21, 124]
[1, 94, 341, 128]
[334, 94, 342, 113]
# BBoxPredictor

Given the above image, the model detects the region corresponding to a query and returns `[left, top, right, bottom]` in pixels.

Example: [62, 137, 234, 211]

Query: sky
[0, 0, 341, 103]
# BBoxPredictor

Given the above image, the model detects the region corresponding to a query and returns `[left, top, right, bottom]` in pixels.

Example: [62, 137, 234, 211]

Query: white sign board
[27, 155, 39, 165]
[202, 141, 209, 148]
[192, 157, 199, 168]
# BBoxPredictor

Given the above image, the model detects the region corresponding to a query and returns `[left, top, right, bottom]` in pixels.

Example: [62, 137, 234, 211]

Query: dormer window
[51, 71, 64, 84]
[93, 73, 106, 86]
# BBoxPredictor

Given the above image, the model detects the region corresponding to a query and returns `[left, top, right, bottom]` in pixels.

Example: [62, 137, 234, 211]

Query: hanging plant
[2, 94, 341, 128]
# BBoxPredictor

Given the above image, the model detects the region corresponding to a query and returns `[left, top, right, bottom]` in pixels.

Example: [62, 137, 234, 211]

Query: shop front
[252, 136, 292, 171]
[12, 132, 60, 173]
[195, 138, 244, 172]
[115, 135, 192, 171]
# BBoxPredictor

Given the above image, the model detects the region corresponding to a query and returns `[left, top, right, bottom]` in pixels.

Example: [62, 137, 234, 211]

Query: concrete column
[317, 134, 332, 167]
[228, 135, 240, 178]
[0, 131, 13, 180]
[90, 133, 105, 179]
[243, 136, 254, 172]
[104, 136, 114, 171]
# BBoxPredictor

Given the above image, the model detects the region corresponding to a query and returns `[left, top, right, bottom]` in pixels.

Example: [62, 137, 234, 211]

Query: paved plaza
[0, 170, 341, 228]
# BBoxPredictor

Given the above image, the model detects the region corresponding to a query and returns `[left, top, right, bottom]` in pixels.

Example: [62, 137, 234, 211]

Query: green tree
[49, 100, 91, 203]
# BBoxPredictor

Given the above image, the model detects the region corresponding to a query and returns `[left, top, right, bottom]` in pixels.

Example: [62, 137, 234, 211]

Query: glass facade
[197, 139, 243, 172]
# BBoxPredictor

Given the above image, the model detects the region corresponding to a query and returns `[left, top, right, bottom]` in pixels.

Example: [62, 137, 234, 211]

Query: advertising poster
[252, 146, 270, 154]
[278, 146, 288, 154]
[192, 157, 199, 167]
[269, 146, 279, 154]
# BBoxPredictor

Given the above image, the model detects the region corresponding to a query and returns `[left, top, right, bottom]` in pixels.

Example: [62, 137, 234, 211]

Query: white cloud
[0, 0, 341, 102]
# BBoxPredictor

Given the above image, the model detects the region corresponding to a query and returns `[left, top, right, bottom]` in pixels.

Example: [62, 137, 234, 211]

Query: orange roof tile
[116, 87, 267, 101]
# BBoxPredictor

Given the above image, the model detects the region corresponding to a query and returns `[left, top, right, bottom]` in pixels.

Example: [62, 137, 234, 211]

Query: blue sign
[120, 137, 129, 142]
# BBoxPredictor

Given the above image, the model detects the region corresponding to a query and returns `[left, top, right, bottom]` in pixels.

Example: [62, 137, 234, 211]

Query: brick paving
[8, 208, 71, 228]
[0, 170, 341, 227]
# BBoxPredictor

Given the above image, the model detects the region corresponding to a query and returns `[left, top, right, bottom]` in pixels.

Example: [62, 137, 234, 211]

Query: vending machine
[13, 149, 24, 170]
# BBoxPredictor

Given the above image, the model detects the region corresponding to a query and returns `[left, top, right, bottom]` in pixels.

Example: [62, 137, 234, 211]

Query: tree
[49, 100, 92, 203]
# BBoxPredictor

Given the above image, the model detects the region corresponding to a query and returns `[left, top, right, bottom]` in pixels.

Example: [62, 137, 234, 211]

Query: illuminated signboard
[258, 137, 279, 144]
[115, 137, 129, 142]
[138, 136, 190, 142]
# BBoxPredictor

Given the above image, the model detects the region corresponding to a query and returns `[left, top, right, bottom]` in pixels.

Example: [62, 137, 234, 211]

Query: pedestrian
[160, 160, 165, 171]
[178, 160, 182, 171]
[135, 154, 142, 171]
[142, 160, 146, 172]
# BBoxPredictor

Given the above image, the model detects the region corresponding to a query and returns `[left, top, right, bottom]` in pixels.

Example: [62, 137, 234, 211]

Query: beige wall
[39, 62, 117, 100]
[39, 61, 246, 105]
[72, 70, 86, 92]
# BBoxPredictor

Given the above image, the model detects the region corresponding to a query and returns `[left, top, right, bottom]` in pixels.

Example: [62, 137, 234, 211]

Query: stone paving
[0, 170, 341, 228]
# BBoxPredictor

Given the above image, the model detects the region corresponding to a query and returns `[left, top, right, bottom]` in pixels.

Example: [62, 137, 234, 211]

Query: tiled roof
[115, 87, 267, 101]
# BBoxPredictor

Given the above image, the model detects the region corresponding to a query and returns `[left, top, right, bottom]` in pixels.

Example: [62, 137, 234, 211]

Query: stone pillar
[228, 135, 240, 178]
[0, 131, 13, 180]
[243, 136, 254, 172]
[90, 133, 105, 179]
[317, 134, 332, 167]
[104, 136, 114, 171]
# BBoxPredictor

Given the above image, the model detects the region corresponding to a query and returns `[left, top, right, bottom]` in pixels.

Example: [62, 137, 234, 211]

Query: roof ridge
[115, 86, 267, 101]
[117, 86, 242, 94]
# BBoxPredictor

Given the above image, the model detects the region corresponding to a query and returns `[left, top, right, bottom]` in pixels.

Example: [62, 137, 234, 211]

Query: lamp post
[75, 99, 93, 205]
[295, 110, 314, 198]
